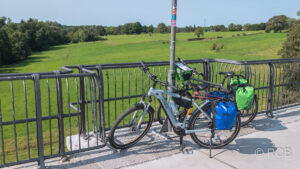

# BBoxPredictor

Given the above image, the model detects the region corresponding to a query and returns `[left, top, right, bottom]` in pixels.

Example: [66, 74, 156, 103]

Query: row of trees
[1, 13, 299, 65]
[0, 17, 69, 65]
[0, 17, 108, 65]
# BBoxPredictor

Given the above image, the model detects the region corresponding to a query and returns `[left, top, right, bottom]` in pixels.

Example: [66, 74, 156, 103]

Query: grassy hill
[0, 31, 286, 74]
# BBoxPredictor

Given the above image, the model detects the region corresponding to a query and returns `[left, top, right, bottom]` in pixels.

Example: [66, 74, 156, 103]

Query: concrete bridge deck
[11, 106, 300, 169]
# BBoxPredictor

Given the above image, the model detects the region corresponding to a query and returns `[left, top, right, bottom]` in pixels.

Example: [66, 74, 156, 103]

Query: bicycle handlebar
[177, 58, 204, 77]
[190, 77, 230, 93]
[140, 61, 178, 91]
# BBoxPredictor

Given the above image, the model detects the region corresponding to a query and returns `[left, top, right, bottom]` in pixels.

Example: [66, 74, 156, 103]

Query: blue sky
[0, 0, 299, 27]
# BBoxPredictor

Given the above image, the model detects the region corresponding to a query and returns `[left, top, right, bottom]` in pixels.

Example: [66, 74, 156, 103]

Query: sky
[0, 0, 299, 27]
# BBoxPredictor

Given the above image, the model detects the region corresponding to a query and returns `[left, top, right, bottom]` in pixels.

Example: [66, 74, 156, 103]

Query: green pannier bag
[230, 78, 255, 110]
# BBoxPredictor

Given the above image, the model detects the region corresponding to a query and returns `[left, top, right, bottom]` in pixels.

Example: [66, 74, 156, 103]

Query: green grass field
[0, 31, 288, 163]
[0, 31, 286, 74]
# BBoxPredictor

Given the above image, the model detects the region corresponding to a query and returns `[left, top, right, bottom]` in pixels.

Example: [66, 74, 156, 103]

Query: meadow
[0, 31, 286, 74]
[0, 31, 288, 163]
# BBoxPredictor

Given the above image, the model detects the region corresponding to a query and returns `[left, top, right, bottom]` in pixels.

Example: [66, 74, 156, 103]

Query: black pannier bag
[173, 93, 193, 109]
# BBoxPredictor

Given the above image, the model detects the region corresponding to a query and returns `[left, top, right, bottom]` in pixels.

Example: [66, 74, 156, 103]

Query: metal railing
[0, 58, 300, 168]
[0, 69, 106, 168]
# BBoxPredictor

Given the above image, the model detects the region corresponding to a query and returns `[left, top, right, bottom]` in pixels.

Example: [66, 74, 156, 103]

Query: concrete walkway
[126, 118, 300, 169]
[10, 107, 300, 169]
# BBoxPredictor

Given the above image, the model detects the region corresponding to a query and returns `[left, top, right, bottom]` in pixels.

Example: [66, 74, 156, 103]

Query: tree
[279, 20, 300, 59]
[35, 27, 49, 51]
[95, 26, 106, 36]
[10, 31, 31, 61]
[228, 23, 242, 31]
[0, 16, 7, 28]
[243, 23, 266, 31]
[228, 23, 236, 31]
[278, 20, 300, 100]
[0, 28, 12, 64]
[157, 23, 167, 33]
[298, 11, 300, 16]
[71, 29, 84, 43]
[132, 22, 142, 34]
[82, 29, 99, 41]
[121, 23, 132, 34]
[265, 15, 288, 33]
[287, 18, 298, 30]
[236, 24, 242, 31]
[142, 25, 148, 33]
[148, 25, 154, 33]
[194, 27, 204, 38]
[210, 25, 226, 32]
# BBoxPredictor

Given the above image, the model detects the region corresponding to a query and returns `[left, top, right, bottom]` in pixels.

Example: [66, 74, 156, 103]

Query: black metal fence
[0, 68, 106, 168]
[0, 58, 300, 168]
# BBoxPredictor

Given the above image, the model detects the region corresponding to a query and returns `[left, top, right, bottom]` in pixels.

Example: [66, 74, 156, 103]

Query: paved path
[11, 107, 300, 169]
[126, 119, 300, 169]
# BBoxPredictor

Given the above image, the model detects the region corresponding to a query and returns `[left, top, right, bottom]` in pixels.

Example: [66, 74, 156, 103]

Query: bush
[211, 43, 217, 50]
[187, 38, 204, 41]
[242, 32, 247, 36]
[219, 43, 224, 49]
[237, 34, 240, 37]
[232, 34, 235, 37]
[216, 36, 223, 39]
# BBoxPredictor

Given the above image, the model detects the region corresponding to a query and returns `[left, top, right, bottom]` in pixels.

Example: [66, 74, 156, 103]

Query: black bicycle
[108, 61, 241, 151]
[157, 59, 258, 127]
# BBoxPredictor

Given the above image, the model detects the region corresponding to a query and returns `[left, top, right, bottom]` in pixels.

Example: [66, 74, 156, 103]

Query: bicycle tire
[108, 103, 154, 149]
[188, 101, 241, 149]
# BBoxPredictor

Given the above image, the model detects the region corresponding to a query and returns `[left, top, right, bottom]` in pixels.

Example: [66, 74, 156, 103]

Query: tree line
[1, 14, 298, 65]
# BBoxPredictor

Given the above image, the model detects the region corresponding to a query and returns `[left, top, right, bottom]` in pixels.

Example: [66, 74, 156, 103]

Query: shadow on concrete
[244, 109, 300, 131]
[46, 130, 189, 169]
[248, 117, 287, 131]
[275, 109, 300, 118]
[211, 138, 277, 158]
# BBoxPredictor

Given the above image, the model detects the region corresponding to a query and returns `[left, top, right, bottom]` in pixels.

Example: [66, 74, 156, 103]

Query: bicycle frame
[134, 87, 213, 134]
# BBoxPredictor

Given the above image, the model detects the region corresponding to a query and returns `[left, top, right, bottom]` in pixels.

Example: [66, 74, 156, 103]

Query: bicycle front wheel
[108, 103, 153, 149]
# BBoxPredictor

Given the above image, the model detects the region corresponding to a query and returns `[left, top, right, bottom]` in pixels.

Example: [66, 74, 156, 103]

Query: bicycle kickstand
[209, 135, 212, 158]
[179, 134, 185, 152]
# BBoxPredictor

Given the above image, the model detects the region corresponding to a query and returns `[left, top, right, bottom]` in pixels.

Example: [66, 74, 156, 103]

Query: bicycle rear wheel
[108, 103, 153, 149]
[240, 95, 258, 127]
[188, 102, 241, 149]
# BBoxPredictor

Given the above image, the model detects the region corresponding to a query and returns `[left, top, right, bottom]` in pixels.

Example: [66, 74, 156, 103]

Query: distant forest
[0, 15, 298, 65]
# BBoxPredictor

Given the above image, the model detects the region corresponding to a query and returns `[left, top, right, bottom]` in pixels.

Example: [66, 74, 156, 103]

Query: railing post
[55, 71, 65, 155]
[203, 59, 211, 91]
[245, 64, 250, 81]
[33, 74, 45, 169]
[96, 65, 106, 141]
[78, 65, 87, 138]
[267, 63, 275, 118]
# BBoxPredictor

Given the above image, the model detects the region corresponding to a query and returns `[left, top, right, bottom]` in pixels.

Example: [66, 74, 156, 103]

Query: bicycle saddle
[219, 72, 235, 77]
[192, 83, 208, 91]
